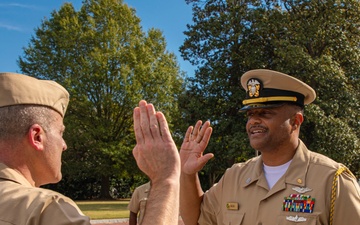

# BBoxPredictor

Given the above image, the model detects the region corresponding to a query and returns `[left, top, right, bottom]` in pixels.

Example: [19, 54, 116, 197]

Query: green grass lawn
[76, 200, 130, 220]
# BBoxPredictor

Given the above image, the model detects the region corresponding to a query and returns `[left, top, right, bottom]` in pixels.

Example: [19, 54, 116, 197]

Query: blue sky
[0, 0, 196, 76]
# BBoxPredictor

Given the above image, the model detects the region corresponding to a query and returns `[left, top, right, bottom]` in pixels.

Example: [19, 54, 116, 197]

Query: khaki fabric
[0, 163, 90, 225]
[240, 69, 316, 105]
[199, 140, 360, 225]
[128, 182, 151, 224]
[0, 72, 69, 117]
[239, 69, 316, 111]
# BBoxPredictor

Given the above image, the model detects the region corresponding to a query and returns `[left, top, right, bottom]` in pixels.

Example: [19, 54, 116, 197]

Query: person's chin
[249, 139, 266, 150]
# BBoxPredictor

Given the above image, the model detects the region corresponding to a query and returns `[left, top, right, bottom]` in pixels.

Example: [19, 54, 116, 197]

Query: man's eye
[261, 111, 275, 117]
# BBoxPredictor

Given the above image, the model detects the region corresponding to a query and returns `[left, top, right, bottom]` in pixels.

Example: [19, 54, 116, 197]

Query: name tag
[226, 202, 239, 210]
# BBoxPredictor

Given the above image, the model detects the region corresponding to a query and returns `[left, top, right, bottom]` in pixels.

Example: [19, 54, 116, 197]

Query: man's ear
[28, 124, 45, 151]
[292, 112, 304, 130]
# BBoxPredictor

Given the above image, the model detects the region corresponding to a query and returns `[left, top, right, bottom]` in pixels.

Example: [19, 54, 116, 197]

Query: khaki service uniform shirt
[199, 140, 360, 225]
[128, 182, 151, 224]
[0, 163, 90, 225]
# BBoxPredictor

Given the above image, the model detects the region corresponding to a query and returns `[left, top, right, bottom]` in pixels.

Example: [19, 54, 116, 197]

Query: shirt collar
[0, 163, 33, 187]
[242, 140, 310, 188]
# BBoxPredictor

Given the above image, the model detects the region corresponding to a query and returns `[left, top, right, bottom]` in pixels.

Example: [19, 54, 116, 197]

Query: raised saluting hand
[180, 120, 214, 175]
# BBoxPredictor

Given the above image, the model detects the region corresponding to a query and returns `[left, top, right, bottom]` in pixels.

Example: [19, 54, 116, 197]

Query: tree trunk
[100, 175, 112, 199]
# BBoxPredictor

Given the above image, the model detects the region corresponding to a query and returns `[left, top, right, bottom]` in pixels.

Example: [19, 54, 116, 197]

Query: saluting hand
[180, 120, 214, 175]
[132, 100, 180, 183]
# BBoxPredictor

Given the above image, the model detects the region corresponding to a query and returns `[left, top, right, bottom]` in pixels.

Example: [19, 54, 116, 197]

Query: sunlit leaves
[19, 0, 184, 198]
[181, 0, 360, 187]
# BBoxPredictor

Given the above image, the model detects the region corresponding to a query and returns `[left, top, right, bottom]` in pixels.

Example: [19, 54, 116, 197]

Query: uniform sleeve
[198, 185, 220, 225]
[332, 170, 360, 224]
[35, 195, 90, 225]
[128, 188, 140, 213]
[198, 169, 230, 225]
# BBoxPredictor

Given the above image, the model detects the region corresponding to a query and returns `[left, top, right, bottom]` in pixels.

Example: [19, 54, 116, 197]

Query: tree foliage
[180, 0, 360, 188]
[19, 0, 184, 199]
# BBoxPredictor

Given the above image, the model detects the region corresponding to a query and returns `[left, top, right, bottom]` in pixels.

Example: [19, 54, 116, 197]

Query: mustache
[247, 125, 267, 132]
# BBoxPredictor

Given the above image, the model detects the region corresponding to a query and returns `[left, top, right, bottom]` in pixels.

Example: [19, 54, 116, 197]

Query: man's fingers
[182, 126, 193, 144]
[182, 152, 214, 175]
[198, 153, 214, 167]
[199, 126, 213, 148]
[156, 112, 172, 142]
[191, 120, 202, 140]
[133, 107, 144, 144]
[195, 121, 210, 143]
[148, 104, 161, 139]
[132, 145, 139, 159]
[139, 100, 152, 139]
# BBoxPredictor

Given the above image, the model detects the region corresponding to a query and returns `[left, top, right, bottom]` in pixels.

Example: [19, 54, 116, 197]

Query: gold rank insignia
[226, 202, 239, 210]
[247, 78, 262, 98]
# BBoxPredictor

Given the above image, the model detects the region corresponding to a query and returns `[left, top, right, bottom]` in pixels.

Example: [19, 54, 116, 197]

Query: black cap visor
[240, 102, 286, 111]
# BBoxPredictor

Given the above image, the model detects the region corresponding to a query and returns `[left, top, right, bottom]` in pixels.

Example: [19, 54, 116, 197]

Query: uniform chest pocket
[223, 212, 244, 225]
[277, 212, 320, 225]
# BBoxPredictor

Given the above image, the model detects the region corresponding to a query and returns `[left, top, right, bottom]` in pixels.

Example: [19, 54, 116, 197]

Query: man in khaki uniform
[128, 182, 151, 225]
[0, 72, 181, 225]
[179, 69, 360, 224]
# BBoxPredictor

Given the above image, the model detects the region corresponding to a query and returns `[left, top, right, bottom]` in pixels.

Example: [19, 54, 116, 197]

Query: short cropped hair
[286, 102, 304, 114]
[0, 105, 55, 140]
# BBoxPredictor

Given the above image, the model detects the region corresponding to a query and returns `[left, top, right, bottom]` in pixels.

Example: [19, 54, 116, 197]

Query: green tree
[180, 0, 360, 189]
[19, 0, 184, 199]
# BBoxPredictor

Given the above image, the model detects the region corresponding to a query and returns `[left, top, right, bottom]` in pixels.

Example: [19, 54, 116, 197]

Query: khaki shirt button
[297, 178, 302, 184]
